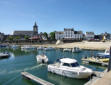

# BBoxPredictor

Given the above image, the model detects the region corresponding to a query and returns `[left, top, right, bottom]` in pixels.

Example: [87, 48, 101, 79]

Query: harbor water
[0, 48, 106, 85]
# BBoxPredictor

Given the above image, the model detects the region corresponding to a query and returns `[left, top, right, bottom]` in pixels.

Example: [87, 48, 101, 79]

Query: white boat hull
[48, 65, 92, 79]
[36, 55, 48, 63]
[63, 49, 72, 52]
[72, 48, 81, 53]
[0, 53, 10, 58]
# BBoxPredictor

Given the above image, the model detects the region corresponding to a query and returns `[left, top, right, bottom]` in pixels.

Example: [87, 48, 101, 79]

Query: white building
[55, 31, 64, 40]
[55, 28, 83, 40]
[85, 32, 95, 40]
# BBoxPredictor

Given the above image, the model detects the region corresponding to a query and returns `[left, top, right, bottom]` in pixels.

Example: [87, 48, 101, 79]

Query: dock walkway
[21, 72, 54, 85]
[93, 71, 111, 85]
[85, 71, 111, 85]
[84, 70, 107, 85]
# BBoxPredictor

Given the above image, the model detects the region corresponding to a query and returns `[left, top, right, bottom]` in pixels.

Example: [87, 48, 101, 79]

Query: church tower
[33, 22, 38, 35]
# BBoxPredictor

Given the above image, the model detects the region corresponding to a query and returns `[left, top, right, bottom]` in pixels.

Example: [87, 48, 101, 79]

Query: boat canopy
[60, 58, 77, 64]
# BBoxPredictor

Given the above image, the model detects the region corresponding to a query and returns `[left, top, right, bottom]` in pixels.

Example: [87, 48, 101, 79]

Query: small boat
[48, 58, 93, 79]
[37, 46, 44, 50]
[97, 48, 110, 57]
[0, 53, 10, 58]
[82, 56, 109, 63]
[82, 48, 110, 62]
[44, 47, 55, 51]
[0, 45, 9, 49]
[11, 45, 19, 50]
[21, 45, 36, 51]
[72, 47, 81, 53]
[63, 48, 72, 52]
[36, 54, 48, 63]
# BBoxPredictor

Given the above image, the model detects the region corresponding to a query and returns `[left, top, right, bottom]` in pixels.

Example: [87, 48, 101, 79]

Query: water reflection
[48, 73, 87, 85]
[9, 53, 15, 60]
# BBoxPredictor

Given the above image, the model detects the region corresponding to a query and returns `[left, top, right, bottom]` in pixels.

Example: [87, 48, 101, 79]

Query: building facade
[85, 32, 95, 40]
[55, 31, 64, 40]
[13, 22, 38, 37]
[0, 32, 4, 41]
[55, 28, 83, 40]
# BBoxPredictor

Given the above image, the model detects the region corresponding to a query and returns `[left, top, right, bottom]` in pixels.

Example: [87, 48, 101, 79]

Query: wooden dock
[21, 72, 54, 85]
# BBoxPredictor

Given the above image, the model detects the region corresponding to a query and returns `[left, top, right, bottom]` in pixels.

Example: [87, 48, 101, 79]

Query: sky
[0, 0, 111, 34]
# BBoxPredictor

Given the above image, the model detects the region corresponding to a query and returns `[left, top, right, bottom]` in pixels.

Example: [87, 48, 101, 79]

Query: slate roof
[13, 31, 34, 36]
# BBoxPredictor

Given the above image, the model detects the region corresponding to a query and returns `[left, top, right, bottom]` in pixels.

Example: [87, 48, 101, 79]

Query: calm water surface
[0, 48, 106, 85]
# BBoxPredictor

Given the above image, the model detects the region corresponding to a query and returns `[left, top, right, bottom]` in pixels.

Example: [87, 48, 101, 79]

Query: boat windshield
[71, 62, 79, 67]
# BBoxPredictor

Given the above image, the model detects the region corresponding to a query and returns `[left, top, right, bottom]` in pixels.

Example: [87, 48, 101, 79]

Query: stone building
[13, 22, 38, 37]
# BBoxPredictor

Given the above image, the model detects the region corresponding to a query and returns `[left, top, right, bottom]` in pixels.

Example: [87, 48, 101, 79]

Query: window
[63, 63, 70, 67]
[71, 62, 79, 67]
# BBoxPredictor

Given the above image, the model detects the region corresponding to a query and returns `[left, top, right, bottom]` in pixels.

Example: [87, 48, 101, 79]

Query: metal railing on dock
[21, 72, 54, 85]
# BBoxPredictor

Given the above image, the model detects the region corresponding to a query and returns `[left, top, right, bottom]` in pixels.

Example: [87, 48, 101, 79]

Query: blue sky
[0, 0, 111, 34]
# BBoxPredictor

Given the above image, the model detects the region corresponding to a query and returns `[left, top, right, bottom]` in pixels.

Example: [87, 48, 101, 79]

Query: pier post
[107, 47, 111, 72]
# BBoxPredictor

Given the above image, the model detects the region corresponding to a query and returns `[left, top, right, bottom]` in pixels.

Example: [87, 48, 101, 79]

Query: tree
[50, 32, 55, 40]
[15, 36, 20, 40]
[44, 32, 48, 38]
[8, 36, 14, 42]
[43, 32, 48, 38]
[24, 35, 29, 40]
[15, 36, 20, 43]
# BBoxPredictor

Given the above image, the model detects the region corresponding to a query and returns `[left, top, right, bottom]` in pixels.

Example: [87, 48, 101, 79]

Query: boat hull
[82, 57, 109, 62]
[0, 54, 10, 59]
[48, 65, 92, 79]
[36, 55, 48, 63]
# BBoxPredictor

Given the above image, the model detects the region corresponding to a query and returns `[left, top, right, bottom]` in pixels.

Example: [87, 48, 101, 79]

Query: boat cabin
[58, 58, 80, 67]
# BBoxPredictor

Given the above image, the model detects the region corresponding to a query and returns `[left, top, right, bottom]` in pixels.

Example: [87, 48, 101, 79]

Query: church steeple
[33, 21, 38, 35]
[34, 22, 37, 27]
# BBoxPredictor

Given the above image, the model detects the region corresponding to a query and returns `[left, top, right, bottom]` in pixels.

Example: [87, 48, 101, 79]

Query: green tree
[15, 36, 20, 40]
[15, 36, 20, 43]
[50, 32, 55, 40]
[8, 36, 14, 41]
[24, 35, 29, 40]
[43, 32, 48, 38]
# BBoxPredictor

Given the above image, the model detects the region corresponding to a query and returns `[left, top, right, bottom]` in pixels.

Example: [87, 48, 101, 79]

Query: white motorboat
[72, 47, 81, 53]
[36, 54, 48, 63]
[0, 53, 10, 58]
[63, 48, 72, 52]
[48, 58, 93, 79]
